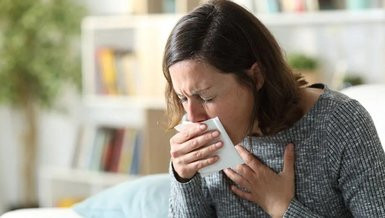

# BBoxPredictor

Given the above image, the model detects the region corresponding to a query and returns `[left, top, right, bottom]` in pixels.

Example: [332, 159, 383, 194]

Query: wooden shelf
[82, 96, 166, 128]
[38, 166, 139, 207]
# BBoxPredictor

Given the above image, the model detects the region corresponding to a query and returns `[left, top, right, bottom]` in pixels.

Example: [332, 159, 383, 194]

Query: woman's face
[169, 59, 255, 144]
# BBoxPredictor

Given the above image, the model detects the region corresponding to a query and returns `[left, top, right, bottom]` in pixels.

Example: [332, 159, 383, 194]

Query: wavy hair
[162, 0, 307, 135]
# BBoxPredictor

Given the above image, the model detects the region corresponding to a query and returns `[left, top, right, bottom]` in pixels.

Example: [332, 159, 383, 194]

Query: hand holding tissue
[175, 117, 244, 176]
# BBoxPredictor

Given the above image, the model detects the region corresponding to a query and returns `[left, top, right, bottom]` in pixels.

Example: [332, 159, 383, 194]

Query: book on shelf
[115, 51, 139, 96]
[89, 127, 111, 171]
[257, 0, 383, 13]
[107, 128, 125, 172]
[131, 0, 164, 14]
[317, 0, 339, 10]
[254, 0, 280, 14]
[129, 0, 207, 14]
[163, 0, 176, 13]
[280, 0, 305, 12]
[129, 131, 143, 175]
[175, 0, 202, 13]
[117, 129, 136, 173]
[95, 47, 139, 96]
[253, 0, 320, 14]
[345, 0, 383, 10]
[74, 125, 97, 170]
[73, 126, 143, 174]
[279, 0, 321, 12]
[97, 48, 118, 95]
[304, 0, 319, 11]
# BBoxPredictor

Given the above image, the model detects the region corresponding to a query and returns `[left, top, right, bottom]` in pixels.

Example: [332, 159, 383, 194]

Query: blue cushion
[73, 174, 170, 218]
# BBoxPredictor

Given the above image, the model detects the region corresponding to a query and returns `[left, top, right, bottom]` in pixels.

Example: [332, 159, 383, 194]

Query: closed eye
[176, 93, 215, 104]
[177, 95, 187, 103]
[200, 96, 215, 103]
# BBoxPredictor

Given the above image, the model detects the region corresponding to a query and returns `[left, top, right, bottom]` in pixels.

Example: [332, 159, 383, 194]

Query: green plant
[0, 0, 85, 206]
[287, 53, 318, 71]
[343, 74, 365, 88]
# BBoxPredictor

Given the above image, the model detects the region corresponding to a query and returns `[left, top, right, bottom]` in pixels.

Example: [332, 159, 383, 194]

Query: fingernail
[212, 131, 219, 137]
[235, 144, 242, 150]
[200, 124, 206, 130]
[215, 141, 223, 148]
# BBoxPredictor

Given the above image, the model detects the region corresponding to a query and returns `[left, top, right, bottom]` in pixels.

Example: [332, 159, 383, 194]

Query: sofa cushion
[73, 173, 170, 218]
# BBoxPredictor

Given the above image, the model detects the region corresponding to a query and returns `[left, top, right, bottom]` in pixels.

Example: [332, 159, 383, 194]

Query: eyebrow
[176, 87, 212, 97]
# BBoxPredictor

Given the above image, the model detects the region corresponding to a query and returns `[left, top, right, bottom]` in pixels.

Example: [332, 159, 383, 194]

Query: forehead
[169, 60, 233, 93]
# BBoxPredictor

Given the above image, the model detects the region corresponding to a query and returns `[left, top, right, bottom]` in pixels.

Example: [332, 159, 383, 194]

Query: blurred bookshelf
[38, 15, 178, 207]
[236, 0, 385, 14]
[253, 1, 385, 86]
[38, 0, 385, 207]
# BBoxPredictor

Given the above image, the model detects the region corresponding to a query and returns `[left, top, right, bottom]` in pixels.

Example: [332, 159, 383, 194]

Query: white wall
[0, 106, 24, 211]
[0, 85, 81, 213]
[37, 85, 82, 169]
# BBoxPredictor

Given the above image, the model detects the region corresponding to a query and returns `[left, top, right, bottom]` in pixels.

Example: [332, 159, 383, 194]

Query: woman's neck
[299, 87, 324, 115]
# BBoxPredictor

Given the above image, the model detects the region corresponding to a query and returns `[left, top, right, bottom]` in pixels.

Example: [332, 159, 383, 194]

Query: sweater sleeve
[327, 100, 385, 217]
[168, 163, 216, 218]
[283, 198, 324, 218]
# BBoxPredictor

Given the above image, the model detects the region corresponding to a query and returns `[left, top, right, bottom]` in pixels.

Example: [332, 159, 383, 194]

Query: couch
[1, 174, 170, 218]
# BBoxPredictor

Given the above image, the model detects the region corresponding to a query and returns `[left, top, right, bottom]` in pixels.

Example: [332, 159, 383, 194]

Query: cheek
[211, 102, 241, 137]
[219, 90, 254, 143]
[221, 91, 252, 121]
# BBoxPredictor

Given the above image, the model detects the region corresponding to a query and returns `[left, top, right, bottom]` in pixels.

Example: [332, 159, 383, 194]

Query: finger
[235, 145, 261, 172]
[189, 155, 219, 171]
[180, 141, 223, 163]
[234, 164, 255, 180]
[230, 185, 254, 202]
[183, 130, 220, 153]
[223, 168, 250, 188]
[171, 123, 207, 144]
[282, 143, 295, 176]
[170, 130, 220, 158]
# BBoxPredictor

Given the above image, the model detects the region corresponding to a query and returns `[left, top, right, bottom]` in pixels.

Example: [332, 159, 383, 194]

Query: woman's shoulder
[317, 84, 367, 119]
[309, 84, 375, 144]
[321, 85, 355, 105]
[319, 85, 377, 145]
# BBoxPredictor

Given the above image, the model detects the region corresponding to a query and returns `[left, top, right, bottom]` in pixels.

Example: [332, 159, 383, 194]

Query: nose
[185, 99, 207, 123]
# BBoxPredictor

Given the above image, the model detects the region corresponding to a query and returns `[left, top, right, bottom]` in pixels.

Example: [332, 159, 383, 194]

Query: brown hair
[162, 0, 307, 136]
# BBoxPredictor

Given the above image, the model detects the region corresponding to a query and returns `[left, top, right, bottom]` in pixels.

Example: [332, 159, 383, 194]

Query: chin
[229, 134, 242, 145]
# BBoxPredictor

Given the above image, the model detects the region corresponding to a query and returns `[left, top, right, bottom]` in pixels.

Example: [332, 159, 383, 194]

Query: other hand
[223, 143, 295, 217]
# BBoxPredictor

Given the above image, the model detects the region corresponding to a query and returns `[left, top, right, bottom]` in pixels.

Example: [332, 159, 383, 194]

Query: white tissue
[174, 116, 244, 176]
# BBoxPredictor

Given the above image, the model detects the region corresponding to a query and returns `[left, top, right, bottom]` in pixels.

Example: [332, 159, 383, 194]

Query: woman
[162, 0, 385, 217]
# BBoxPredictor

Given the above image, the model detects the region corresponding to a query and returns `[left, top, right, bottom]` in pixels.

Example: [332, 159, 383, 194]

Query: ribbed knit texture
[169, 85, 385, 217]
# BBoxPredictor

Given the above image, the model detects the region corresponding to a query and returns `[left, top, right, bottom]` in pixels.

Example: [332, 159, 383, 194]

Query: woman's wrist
[171, 162, 195, 183]
[275, 197, 294, 218]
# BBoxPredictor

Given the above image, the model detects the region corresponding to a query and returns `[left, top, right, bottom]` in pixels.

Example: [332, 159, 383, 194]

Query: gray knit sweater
[169, 85, 385, 217]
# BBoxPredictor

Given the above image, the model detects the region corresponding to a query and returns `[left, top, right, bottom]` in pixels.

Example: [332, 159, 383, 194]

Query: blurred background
[0, 0, 384, 214]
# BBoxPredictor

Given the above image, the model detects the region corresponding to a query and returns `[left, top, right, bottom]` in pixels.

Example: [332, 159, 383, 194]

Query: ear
[247, 62, 264, 91]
